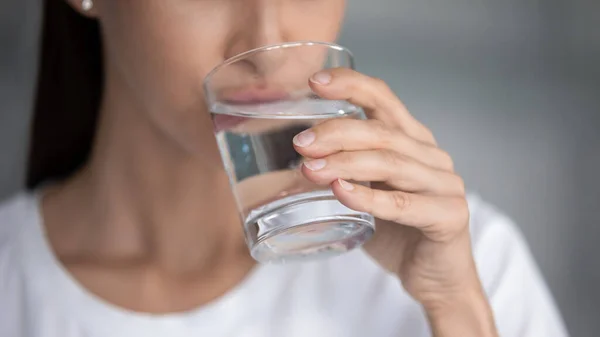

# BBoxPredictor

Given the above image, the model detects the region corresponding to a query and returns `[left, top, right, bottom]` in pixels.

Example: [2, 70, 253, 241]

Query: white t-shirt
[0, 192, 568, 337]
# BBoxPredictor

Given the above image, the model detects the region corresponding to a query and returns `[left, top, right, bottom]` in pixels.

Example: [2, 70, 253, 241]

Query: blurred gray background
[1, 0, 599, 335]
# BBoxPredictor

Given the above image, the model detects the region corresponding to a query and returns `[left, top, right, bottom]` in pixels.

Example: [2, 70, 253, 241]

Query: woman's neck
[44, 72, 249, 277]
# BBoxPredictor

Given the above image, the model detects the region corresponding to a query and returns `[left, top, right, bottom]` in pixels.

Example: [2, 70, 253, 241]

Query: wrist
[424, 285, 498, 337]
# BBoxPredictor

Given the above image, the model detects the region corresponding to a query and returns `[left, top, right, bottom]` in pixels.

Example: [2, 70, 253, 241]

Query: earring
[82, 0, 93, 11]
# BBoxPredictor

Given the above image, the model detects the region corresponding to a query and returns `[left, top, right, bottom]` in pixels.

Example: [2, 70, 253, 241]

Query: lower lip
[212, 115, 249, 132]
[222, 87, 289, 104]
[212, 87, 289, 132]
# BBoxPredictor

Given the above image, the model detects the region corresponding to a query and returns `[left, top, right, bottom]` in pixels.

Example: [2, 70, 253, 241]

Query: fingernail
[293, 130, 315, 147]
[338, 179, 355, 191]
[310, 72, 332, 85]
[304, 159, 327, 171]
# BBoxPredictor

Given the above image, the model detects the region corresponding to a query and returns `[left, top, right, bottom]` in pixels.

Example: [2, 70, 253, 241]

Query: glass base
[244, 190, 375, 263]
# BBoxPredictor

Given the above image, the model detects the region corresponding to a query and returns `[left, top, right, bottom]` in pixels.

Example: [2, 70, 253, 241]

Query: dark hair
[26, 0, 103, 189]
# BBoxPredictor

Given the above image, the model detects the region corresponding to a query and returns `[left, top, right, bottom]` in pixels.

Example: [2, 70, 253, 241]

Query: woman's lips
[212, 86, 289, 132]
[221, 86, 289, 104]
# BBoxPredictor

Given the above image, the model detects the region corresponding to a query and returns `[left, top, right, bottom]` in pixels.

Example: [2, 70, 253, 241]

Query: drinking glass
[204, 41, 375, 263]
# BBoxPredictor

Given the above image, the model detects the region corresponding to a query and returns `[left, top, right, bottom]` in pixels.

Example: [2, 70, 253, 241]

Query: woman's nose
[225, 1, 288, 72]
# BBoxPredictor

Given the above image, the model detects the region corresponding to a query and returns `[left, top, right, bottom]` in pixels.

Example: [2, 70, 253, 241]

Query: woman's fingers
[301, 150, 464, 196]
[309, 67, 437, 145]
[302, 69, 471, 243]
[331, 180, 470, 241]
[293, 118, 454, 172]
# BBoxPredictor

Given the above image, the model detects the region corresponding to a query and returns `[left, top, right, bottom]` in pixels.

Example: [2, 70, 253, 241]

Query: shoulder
[466, 194, 569, 336]
[0, 192, 37, 337]
[0, 191, 38, 273]
[0, 191, 39, 278]
[466, 193, 527, 266]
[467, 193, 521, 243]
[465, 193, 538, 288]
[0, 191, 36, 246]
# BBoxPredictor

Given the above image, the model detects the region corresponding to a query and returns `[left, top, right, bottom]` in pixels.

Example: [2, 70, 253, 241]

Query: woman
[0, 0, 567, 336]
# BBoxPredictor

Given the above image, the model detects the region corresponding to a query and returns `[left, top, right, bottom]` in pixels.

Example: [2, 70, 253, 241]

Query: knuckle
[368, 118, 387, 131]
[449, 197, 470, 226]
[334, 151, 355, 166]
[355, 76, 388, 108]
[380, 149, 405, 168]
[372, 78, 395, 108]
[389, 191, 411, 211]
[436, 149, 455, 171]
[429, 197, 470, 241]
[371, 76, 389, 91]
[412, 123, 437, 146]
[422, 127, 436, 143]
[368, 119, 394, 143]
[453, 175, 466, 195]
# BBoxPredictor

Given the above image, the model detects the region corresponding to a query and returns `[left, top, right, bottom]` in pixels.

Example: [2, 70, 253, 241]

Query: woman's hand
[294, 68, 498, 337]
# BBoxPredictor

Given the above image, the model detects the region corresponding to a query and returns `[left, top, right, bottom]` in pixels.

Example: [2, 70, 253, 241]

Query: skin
[43, 0, 498, 335]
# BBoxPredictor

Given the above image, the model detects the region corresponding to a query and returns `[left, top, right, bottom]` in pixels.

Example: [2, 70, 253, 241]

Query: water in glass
[211, 98, 375, 262]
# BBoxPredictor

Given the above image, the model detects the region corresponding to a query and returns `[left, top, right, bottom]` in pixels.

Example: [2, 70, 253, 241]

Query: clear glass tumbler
[204, 41, 375, 263]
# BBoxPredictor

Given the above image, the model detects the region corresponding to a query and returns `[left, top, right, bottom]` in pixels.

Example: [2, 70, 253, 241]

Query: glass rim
[203, 41, 354, 85]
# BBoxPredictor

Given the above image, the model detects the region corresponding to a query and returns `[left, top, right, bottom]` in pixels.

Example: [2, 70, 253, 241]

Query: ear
[64, 0, 99, 18]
